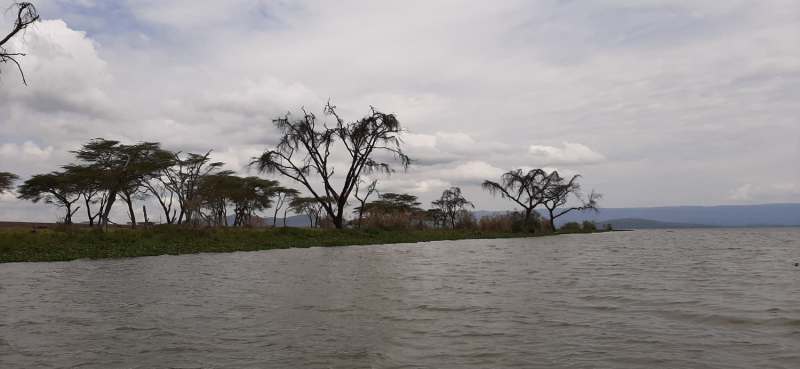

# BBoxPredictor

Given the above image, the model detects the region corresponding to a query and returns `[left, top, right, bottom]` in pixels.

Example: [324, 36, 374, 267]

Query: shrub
[454, 209, 478, 230]
[582, 220, 598, 231]
[509, 210, 542, 233]
[479, 213, 512, 232]
[603, 223, 613, 231]
[561, 221, 581, 231]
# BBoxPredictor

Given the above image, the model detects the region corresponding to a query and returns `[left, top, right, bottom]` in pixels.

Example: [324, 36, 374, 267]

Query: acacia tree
[431, 187, 474, 229]
[1, 2, 39, 85]
[229, 176, 280, 227]
[271, 186, 300, 227]
[289, 196, 320, 228]
[70, 139, 173, 232]
[158, 151, 225, 225]
[64, 165, 106, 226]
[17, 171, 81, 224]
[482, 168, 549, 222]
[540, 171, 602, 232]
[0, 171, 19, 194]
[249, 102, 414, 229]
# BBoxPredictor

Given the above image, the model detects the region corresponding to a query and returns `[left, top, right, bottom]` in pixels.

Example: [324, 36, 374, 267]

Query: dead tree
[353, 179, 377, 228]
[1, 2, 39, 85]
[482, 168, 548, 222]
[540, 171, 602, 231]
[250, 102, 413, 229]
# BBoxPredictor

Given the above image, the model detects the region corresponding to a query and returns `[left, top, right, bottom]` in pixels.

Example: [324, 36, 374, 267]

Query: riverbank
[0, 225, 608, 263]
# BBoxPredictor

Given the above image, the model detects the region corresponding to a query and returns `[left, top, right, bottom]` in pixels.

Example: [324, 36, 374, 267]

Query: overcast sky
[1, 0, 799, 223]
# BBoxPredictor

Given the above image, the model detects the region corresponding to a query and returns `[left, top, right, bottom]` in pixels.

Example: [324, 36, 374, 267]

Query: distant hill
[599, 218, 708, 229]
[476, 203, 800, 228]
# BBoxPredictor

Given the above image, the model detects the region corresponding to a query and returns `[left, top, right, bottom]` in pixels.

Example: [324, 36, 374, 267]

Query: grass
[0, 225, 605, 263]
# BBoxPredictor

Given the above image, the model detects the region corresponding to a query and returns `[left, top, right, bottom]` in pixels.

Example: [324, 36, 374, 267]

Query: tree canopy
[482, 168, 548, 222]
[431, 187, 474, 229]
[249, 102, 414, 229]
[0, 172, 20, 194]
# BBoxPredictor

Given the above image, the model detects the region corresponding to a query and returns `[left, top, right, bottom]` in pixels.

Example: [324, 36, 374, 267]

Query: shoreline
[0, 225, 610, 264]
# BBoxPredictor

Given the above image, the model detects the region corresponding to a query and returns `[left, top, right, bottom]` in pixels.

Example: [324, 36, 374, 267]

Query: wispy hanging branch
[1, 2, 39, 85]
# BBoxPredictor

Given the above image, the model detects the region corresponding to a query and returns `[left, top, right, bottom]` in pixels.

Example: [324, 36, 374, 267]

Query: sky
[1, 0, 799, 223]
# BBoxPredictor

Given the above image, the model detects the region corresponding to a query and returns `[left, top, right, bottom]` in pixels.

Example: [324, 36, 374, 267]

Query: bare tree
[1, 2, 39, 85]
[249, 102, 414, 229]
[482, 168, 549, 222]
[352, 179, 377, 228]
[540, 171, 602, 231]
[431, 187, 474, 229]
[0, 171, 19, 194]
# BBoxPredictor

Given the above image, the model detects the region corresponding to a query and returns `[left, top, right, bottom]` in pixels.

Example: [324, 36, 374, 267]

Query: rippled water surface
[1, 228, 799, 368]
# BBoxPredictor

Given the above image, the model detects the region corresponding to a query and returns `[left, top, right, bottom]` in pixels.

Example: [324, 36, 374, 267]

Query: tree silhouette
[249, 102, 413, 229]
[70, 139, 172, 232]
[540, 171, 601, 231]
[17, 171, 81, 224]
[0, 171, 19, 194]
[270, 186, 300, 227]
[431, 187, 474, 229]
[352, 179, 377, 228]
[1, 2, 39, 85]
[482, 168, 548, 222]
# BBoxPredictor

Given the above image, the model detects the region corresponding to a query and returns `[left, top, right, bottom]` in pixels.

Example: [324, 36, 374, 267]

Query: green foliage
[0, 226, 556, 263]
[509, 210, 542, 233]
[0, 172, 20, 194]
[603, 223, 613, 231]
[582, 220, 598, 231]
[560, 221, 581, 231]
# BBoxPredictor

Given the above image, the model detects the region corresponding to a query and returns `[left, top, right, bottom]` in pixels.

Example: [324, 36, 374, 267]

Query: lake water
[1, 228, 798, 368]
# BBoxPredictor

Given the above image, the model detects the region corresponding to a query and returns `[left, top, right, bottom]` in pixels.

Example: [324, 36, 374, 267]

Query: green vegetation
[0, 225, 606, 264]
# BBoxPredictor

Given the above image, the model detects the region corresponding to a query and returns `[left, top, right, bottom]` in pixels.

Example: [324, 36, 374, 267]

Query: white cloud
[2, 0, 799, 221]
[0, 141, 54, 163]
[1, 19, 114, 117]
[529, 142, 606, 166]
[730, 183, 800, 202]
[439, 161, 504, 185]
[196, 74, 321, 118]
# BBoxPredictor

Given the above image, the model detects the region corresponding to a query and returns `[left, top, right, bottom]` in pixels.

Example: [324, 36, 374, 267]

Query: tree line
[2, 102, 600, 233]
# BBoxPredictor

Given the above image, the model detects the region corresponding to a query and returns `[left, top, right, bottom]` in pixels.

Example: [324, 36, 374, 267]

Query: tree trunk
[333, 212, 344, 229]
[126, 195, 137, 229]
[101, 190, 118, 233]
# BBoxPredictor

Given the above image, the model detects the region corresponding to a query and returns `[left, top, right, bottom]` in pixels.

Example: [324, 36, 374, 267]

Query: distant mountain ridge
[476, 203, 800, 228]
[598, 218, 708, 229]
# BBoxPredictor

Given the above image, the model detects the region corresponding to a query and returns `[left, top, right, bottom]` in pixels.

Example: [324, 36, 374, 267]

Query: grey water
[1, 228, 798, 368]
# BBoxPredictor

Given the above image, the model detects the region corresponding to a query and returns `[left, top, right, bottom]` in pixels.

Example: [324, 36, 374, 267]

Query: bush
[509, 210, 543, 233]
[560, 221, 581, 231]
[454, 209, 478, 230]
[603, 223, 613, 231]
[479, 213, 512, 232]
[582, 220, 598, 231]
